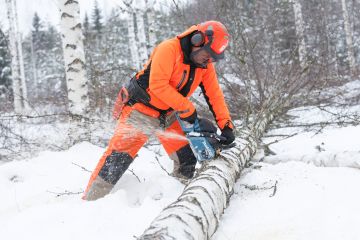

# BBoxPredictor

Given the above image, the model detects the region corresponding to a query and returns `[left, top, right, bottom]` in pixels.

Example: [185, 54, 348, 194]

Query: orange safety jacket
[135, 25, 234, 130]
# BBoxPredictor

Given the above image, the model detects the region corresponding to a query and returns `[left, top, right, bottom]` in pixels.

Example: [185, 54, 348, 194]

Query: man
[83, 20, 235, 201]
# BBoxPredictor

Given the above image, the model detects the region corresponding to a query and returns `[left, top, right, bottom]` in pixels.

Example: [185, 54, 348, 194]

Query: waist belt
[125, 77, 173, 127]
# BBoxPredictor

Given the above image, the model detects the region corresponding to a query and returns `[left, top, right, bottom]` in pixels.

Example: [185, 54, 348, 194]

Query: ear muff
[190, 30, 214, 47]
[191, 32, 205, 47]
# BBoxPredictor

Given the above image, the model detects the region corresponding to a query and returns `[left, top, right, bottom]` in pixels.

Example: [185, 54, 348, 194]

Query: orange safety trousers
[82, 103, 196, 200]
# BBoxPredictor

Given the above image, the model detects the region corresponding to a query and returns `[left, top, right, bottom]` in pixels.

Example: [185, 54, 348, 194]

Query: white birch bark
[135, 0, 149, 66]
[30, 33, 38, 97]
[6, 0, 28, 114]
[291, 0, 307, 69]
[146, 2, 157, 53]
[323, 0, 339, 76]
[59, 0, 89, 116]
[59, 0, 90, 145]
[341, 0, 356, 75]
[127, 11, 140, 69]
[139, 97, 286, 240]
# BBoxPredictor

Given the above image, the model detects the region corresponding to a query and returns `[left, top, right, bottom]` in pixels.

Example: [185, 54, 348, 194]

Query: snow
[0, 142, 183, 239]
[1, 104, 360, 239]
[213, 161, 360, 240]
[212, 105, 360, 240]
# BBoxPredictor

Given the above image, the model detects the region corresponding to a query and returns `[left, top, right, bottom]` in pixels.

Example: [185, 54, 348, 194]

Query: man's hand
[180, 109, 197, 124]
[220, 126, 235, 145]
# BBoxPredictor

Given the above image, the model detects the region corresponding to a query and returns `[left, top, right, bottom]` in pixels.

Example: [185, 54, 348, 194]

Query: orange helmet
[191, 21, 230, 61]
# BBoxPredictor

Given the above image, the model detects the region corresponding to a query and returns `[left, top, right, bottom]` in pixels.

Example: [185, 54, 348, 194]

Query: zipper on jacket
[176, 70, 187, 90]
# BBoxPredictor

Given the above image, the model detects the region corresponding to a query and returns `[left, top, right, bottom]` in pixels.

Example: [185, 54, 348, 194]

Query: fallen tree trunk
[139, 98, 286, 240]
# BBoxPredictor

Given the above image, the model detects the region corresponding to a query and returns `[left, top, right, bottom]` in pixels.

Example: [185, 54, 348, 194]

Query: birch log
[139, 98, 284, 240]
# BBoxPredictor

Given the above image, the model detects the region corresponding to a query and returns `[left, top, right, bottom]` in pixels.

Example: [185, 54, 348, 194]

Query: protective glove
[180, 109, 197, 124]
[220, 126, 235, 145]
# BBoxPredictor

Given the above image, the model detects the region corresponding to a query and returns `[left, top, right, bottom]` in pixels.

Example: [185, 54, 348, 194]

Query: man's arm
[200, 63, 234, 130]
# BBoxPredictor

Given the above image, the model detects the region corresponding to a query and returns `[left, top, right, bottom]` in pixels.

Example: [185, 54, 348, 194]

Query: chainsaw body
[176, 114, 233, 162]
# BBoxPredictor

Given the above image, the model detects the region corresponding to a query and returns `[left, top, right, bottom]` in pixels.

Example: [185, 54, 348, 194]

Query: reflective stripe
[176, 70, 187, 90]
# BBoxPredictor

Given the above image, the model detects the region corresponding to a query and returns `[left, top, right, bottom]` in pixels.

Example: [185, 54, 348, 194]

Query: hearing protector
[190, 30, 214, 47]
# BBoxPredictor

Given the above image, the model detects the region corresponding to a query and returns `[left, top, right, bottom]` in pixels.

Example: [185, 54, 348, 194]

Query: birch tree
[127, 11, 140, 69]
[59, 0, 90, 144]
[124, 0, 155, 70]
[134, 0, 149, 65]
[146, 2, 157, 53]
[291, 0, 307, 68]
[5, 0, 29, 114]
[341, 0, 356, 75]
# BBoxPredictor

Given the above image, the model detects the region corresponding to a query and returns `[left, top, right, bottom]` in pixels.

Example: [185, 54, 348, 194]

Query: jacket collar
[177, 25, 206, 68]
[179, 35, 194, 65]
[179, 35, 207, 69]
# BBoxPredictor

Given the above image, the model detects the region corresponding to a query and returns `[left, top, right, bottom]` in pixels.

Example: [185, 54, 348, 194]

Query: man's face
[190, 47, 211, 67]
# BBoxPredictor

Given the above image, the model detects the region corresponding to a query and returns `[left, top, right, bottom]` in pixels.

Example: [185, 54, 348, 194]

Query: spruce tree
[83, 13, 90, 39]
[22, 14, 66, 107]
[91, 1, 103, 34]
[32, 12, 42, 33]
[0, 27, 11, 92]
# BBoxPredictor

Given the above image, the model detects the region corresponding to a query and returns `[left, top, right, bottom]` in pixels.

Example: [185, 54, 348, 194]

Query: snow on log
[139, 100, 282, 240]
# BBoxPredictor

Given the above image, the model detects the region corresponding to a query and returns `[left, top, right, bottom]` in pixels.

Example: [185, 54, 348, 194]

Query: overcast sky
[0, 0, 122, 34]
[0, 0, 179, 35]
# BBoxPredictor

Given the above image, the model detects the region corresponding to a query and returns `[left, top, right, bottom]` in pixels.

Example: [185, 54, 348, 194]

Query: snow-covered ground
[1, 104, 359, 240]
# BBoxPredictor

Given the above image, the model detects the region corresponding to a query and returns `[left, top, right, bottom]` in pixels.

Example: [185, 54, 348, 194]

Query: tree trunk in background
[30, 33, 38, 99]
[14, 0, 28, 109]
[127, 11, 140, 70]
[6, 0, 29, 114]
[139, 96, 287, 240]
[341, 0, 356, 76]
[322, 0, 339, 77]
[146, 4, 157, 54]
[292, 0, 307, 69]
[59, 0, 90, 145]
[135, 0, 149, 66]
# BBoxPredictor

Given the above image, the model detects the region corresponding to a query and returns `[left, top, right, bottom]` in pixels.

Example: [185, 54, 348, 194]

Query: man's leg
[157, 120, 197, 180]
[83, 106, 148, 201]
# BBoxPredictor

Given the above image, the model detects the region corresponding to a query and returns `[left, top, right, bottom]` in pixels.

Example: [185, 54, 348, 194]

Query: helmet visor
[202, 36, 226, 62]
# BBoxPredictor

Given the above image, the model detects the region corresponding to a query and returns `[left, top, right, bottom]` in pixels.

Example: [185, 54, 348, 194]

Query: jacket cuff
[218, 120, 234, 130]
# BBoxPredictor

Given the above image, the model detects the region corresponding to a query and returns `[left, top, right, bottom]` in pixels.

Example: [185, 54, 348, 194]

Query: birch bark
[5, 0, 29, 114]
[59, 0, 90, 116]
[341, 0, 356, 75]
[135, 0, 149, 66]
[292, 0, 307, 69]
[127, 11, 140, 69]
[59, 0, 90, 145]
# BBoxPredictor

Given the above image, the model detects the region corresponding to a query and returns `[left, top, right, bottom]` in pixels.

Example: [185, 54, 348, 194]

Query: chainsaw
[176, 113, 236, 162]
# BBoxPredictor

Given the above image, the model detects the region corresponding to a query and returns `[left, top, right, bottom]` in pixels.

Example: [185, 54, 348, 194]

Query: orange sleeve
[148, 41, 195, 118]
[200, 63, 233, 129]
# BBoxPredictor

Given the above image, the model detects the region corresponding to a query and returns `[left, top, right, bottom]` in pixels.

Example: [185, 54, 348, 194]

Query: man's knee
[171, 144, 197, 179]
[98, 151, 133, 184]
[83, 151, 133, 201]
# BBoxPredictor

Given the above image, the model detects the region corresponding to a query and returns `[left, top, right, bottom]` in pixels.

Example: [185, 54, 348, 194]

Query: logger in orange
[83, 21, 235, 201]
